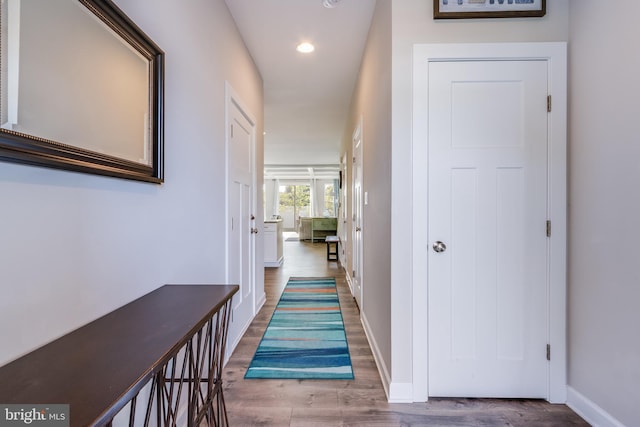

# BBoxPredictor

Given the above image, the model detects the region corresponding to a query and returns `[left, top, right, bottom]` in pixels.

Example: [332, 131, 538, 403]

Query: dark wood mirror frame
[0, 0, 164, 183]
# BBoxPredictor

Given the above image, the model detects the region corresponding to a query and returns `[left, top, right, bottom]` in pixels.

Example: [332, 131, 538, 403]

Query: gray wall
[568, 2, 640, 425]
[0, 0, 263, 367]
[343, 0, 393, 384]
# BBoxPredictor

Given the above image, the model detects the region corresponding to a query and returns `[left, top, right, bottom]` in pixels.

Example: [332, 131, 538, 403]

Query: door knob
[433, 241, 447, 253]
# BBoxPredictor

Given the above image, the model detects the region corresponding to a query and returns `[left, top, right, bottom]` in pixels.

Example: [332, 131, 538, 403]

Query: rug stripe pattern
[245, 277, 354, 379]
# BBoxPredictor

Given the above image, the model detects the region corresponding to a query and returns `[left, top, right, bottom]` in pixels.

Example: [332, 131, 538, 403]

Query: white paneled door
[227, 95, 256, 346]
[428, 60, 549, 398]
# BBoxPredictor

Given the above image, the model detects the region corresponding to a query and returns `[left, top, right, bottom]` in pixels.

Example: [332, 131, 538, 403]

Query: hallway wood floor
[222, 241, 588, 426]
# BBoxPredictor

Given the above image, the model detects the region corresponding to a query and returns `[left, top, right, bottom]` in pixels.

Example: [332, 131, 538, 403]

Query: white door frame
[340, 153, 349, 268]
[352, 116, 364, 309]
[411, 43, 567, 403]
[225, 82, 258, 352]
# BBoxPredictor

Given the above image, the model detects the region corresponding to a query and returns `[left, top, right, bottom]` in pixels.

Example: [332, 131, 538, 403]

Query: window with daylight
[324, 183, 337, 217]
[278, 185, 310, 231]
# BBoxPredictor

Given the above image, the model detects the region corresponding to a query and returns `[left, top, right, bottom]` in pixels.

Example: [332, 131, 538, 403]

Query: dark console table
[0, 284, 238, 427]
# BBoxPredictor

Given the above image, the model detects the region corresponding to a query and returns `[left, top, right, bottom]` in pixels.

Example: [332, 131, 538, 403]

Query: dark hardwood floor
[222, 240, 588, 426]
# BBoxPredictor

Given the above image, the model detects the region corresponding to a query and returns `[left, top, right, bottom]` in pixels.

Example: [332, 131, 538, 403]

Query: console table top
[0, 284, 238, 426]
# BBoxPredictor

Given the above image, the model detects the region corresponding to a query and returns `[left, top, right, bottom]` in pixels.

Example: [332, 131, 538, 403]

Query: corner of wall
[388, 382, 414, 404]
[360, 311, 391, 398]
[567, 387, 628, 427]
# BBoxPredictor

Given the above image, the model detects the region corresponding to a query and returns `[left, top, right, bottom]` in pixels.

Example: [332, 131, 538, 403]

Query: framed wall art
[434, 0, 546, 19]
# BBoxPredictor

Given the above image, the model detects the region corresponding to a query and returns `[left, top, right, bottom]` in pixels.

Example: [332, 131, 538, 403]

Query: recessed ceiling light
[296, 42, 315, 53]
[322, 0, 341, 8]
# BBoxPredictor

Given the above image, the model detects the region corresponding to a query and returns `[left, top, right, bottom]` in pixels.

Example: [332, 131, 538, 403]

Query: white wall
[568, 2, 640, 425]
[0, 0, 263, 367]
[389, 0, 569, 399]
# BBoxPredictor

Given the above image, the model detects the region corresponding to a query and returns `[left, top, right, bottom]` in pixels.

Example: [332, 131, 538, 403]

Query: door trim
[411, 43, 567, 403]
[224, 81, 258, 354]
[351, 116, 364, 310]
[340, 153, 349, 269]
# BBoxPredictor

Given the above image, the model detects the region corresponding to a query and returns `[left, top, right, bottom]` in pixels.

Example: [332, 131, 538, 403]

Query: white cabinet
[264, 219, 283, 267]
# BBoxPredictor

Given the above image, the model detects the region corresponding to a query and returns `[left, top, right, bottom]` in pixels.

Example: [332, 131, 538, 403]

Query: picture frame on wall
[434, 0, 546, 19]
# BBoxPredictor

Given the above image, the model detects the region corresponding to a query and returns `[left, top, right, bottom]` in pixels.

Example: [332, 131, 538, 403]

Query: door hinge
[546, 220, 551, 238]
[230, 124, 234, 138]
[353, 156, 356, 164]
[546, 344, 551, 361]
[547, 95, 552, 113]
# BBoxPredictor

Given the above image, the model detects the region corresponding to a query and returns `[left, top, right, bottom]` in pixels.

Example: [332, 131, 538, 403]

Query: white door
[428, 60, 549, 398]
[339, 154, 348, 264]
[352, 121, 364, 310]
[228, 99, 256, 341]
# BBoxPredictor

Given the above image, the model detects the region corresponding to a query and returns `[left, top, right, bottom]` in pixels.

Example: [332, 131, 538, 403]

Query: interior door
[340, 154, 348, 263]
[228, 99, 256, 341]
[428, 59, 549, 397]
[352, 121, 363, 309]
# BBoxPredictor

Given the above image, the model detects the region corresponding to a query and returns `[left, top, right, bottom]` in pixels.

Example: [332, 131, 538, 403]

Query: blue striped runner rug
[244, 277, 354, 379]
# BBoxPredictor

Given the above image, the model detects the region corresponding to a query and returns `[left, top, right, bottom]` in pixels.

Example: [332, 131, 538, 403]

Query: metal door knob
[433, 241, 447, 253]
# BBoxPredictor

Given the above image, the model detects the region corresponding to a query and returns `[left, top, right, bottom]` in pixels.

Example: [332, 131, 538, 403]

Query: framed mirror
[0, 0, 164, 183]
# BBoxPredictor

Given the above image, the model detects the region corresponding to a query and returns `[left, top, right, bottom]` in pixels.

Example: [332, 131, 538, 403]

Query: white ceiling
[224, 0, 376, 168]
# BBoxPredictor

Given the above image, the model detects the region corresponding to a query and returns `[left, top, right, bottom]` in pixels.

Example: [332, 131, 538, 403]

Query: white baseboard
[264, 256, 283, 267]
[256, 292, 266, 313]
[224, 294, 265, 364]
[359, 315, 413, 402]
[345, 269, 354, 295]
[567, 386, 627, 427]
[225, 319, 251, 363]
[360, 312, 391, 399]
[388, 382, 414, 403]
[360, 311, 415, 403]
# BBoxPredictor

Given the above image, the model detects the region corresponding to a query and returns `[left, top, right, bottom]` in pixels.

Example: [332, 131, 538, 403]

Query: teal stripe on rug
[245, 277, 354, 380]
